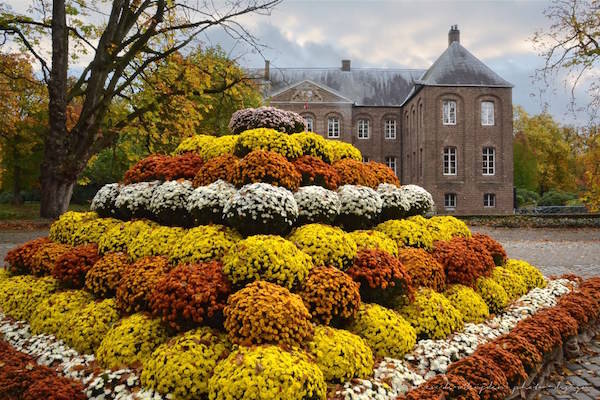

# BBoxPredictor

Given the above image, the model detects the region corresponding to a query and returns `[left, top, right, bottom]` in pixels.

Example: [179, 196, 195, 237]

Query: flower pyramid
[0, 105, 597, 400]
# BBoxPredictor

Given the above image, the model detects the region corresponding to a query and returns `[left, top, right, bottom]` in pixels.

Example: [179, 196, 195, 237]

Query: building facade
[253, 26, 514, 215]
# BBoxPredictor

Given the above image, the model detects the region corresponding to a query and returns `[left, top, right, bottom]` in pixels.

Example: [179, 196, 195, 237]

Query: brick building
[253, 26, 514, 215]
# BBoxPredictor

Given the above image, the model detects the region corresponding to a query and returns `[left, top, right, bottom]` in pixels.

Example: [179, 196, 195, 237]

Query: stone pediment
[269, 80, 353, 104]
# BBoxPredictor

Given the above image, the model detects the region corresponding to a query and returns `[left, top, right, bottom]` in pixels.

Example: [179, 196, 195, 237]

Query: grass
[0, 202, 89, 221]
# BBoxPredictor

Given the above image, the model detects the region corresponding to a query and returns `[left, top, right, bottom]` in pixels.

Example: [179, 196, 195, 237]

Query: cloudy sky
[4, 0, 590, 124]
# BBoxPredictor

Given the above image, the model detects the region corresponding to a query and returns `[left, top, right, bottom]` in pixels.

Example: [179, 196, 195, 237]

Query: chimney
[341, 59, 351, 71]
[448, 25, 460, 46]
[264, 60, 270, 81]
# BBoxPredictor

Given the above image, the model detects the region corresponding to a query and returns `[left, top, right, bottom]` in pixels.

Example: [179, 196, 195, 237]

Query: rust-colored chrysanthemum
[52, 244, 100, 288]
[293, 155, 341, 190]
[471, 233, 508, 266]
[434, 237, 495, 287]
[403, 374, 478, 400]
[333, 159, 379, 188]
[493, 333, 542, 373]
[30, 242, 72, 277]
[116, 256, 171, 314]
[474, 342, 527, 387]
[397, 247, 446, 291]
[4, 237, 51, 275]
[366, 161, 400, 187]
[192, 154, 239, 187]
[446, 354, 510, 400]
[85, 252, 131, 298]
[232, 150, 301, 191]
[123, 154, 170, 184]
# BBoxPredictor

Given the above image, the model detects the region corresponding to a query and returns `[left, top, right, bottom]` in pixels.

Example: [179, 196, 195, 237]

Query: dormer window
[443, 100, 457, 125]
[481, 101, 495, 126]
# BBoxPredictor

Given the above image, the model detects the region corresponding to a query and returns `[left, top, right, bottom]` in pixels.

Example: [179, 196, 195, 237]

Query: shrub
[377, 183, 411, 220]
[224, 280, 313, 346]
[149, 180, 194, 226]
[52, 244, 100, 288]
[490, 267, 528, 300]
[472, 233, 507, 265]
[516, 188, 540, 207]
[96, 313, 169, 369]
[400, 184, 434, 216]
[85, 252, 130, 298]
[494, 334, 542, 373]
[289, 223, 357, 270]
[539, 190, 577, 206]
[173, 134, 216, 155]
[504, 259, 547, 290]
[233, 128, 303, 159]
[4, 237, 51, 275]
[403, 374, 479, 400]
[348, 303, 417, 359]
[400, 288, 464, 340]
[347, 249, 413, 307]
[192, 154, 238, 187]
[298, 266, 360, 325]
[224, 183, 298, 236]
[114, 181, 159, 219]
[333, 159, 379, 188]
[434, 237, 495, 286]
[336, 185, 382, 230]
[397, 248, 446, 291]
[0, 276, 58, 322]
[293, 155, 340, 189]
[367, 161, 400, 186]
[229, 106, 306, 134]
[90, 183, 120, 217]
[327, 140, 362, 162]
[160, 153, 204, 181]
[426, 215, 471, 242]
[443, 284, 489, 324]
[116, 256, 171, 314]
[474, 342, 527, 386]
[308, 325, 374, 382]
[150, 262, 232, 331]
[49, 211, 97, 244]
[196, 135, 237, 160]
[475, 276, 509, 314]
[223, 235, 313, 289]
[294, 186, 340, 225]
[292, 132, 334, 163]
[30, 242, 72, 276]
[142, 327, 231, 400]
[232, 150, 301, 190]
[59, 298, 119, 354]
[187, 180, 237, 225]
[128, 226, 185, 260]
[375, 219, 434, 250]
[348, 229, 398, 256]
[170, 225, 240, 265]
[70, 218, 120, 246]
[446, 355, 510, 400]
[97, 220, 155, 254]
[123, 154, 169, 183]
[209, 345, 326, 400]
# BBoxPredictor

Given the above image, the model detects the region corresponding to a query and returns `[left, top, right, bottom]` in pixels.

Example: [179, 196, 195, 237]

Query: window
[484, 193, 496, 208]
[327, 117, 340, 138]
[443, 100, 457, 125]
[443, 147, 457, 175]
[445, 193, 457, 209]
[481, 101, 495, 126]
[362, 155, 370, 162]
[385, 156, 397, 175]
[357, 119, 369, 139]
[482, 147, 495, 175]
[304, 116, 314, 132]
[384, 119, 396, 139]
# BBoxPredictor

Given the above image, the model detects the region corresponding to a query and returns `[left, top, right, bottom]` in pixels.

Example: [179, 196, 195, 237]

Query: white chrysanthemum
[400, 184, 434, 216]
[337, 185, 382, 230]
[149, 180, 194, 226]
[294, 186, 340, 225]
[224, 182, 298, 235]
[187, 180, 237, 224]
[91, 183, 121, 217]
[114, 181, 159, 219]
[377, 183, 411, 221]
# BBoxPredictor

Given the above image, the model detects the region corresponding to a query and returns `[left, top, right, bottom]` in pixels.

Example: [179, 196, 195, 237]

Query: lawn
[0, 202, 89, 221]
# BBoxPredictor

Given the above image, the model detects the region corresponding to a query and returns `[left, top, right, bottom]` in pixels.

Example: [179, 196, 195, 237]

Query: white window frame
[481, 101, 495, 126]
[327, 117, 340, 138]
[385, 156, 397, 175]
[444, 193, 457, 209]
[482, 147, 495, 176]
[304, 116, 314, 132]
[384, 119, 397, 139]
[443, 100, 457, 125]
[362, 155, 370, 163]
[484, 193, 496, 208]
[357, 119, 370, 139]
[443, 147, 457, 175]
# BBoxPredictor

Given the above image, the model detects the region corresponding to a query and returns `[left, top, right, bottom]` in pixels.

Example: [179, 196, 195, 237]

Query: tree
[513, 131, 538, 192]
[579, 127, 600, 210]
[0, 0, 279, 217]
[0, 53, 47, 204]
[533, 0, 600, 117]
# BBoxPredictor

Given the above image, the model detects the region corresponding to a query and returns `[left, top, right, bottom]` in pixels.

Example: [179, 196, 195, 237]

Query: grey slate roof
[417, 42, 513, 87]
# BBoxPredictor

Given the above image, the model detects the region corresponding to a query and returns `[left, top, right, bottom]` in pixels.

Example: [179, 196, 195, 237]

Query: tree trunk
[39, 172, 74, 218]
[12, 163, 23, 206]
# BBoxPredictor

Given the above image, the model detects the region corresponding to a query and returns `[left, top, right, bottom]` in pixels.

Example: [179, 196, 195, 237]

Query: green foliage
[538, 190, 578, 206]
[513, 131, 538, 193]
[516, 188, 540, 207]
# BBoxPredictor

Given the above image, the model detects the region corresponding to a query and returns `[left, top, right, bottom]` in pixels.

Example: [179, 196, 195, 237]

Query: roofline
[415, 81, 514, 88]
[268, 79, 354, 103]
[270, 100, 354, 105]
